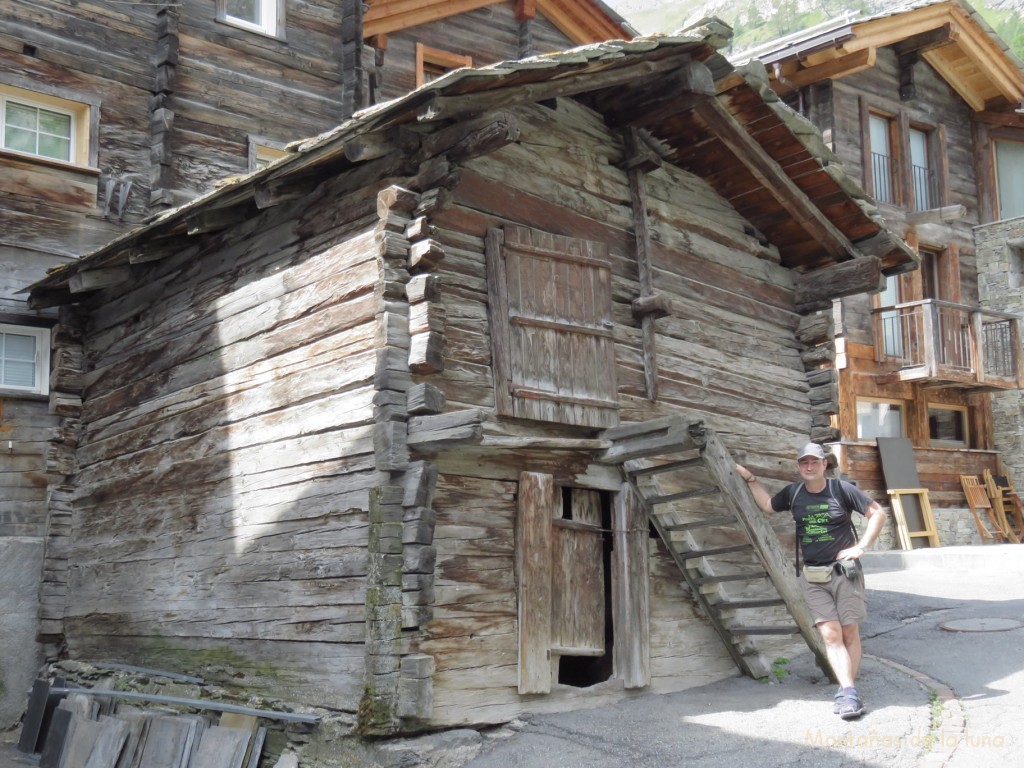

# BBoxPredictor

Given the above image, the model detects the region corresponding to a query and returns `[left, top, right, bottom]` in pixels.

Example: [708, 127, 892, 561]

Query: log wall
[57, 177, 388, 708]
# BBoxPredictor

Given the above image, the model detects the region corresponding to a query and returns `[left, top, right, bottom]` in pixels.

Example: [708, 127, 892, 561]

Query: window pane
[5, 102, 36, 130]
[996, 140, 1024, 220]
[857, 400, 903, 440]
[909, 129, 931, 211]
[869, 115, 894, 204]
[37, 108, 71, 137]
[869, 116, 890, 157]
[1, 332, 37, 388]
[38, 134, 70, 161]
[4, 125, 36, 154]
[226, 0, 258, 21]
[929, 407, 966, 444]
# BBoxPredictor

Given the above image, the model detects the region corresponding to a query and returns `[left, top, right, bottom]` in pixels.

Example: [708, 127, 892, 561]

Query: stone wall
[873, 506, 981, 550]
[975, 216, 1024, 491]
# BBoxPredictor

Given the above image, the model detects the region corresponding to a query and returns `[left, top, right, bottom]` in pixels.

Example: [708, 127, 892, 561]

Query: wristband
[745, 476, 757, 483]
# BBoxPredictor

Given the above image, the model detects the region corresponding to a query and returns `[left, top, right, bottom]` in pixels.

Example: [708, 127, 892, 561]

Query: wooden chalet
[0, 0, 631, 721]
[743, 0, 1024, 510]
[27, 23, 914, 742]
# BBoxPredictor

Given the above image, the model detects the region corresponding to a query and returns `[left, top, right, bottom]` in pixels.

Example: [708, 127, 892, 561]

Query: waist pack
[804, 564, 833, 583]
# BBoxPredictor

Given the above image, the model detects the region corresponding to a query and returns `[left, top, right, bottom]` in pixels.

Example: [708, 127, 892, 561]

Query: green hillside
[612, 0, 1024, 60]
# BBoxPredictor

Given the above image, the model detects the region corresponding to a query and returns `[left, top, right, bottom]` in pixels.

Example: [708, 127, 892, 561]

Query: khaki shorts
[799, 565, 866, 626]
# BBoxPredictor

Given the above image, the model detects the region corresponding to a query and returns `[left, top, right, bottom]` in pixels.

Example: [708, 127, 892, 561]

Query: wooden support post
[624, 128, 659, 401]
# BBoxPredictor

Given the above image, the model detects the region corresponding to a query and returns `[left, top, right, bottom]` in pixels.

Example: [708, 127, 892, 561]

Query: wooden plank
[516, 471, 555, 694]
[551, 490, 603, 654]
[82, 717, 130, 768]
[190, 726, 251, 768]
[135, 715, 195, 768]
[612, 485, 649, 689]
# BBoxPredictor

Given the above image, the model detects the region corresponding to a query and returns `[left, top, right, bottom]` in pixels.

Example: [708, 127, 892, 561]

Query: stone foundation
[873, 506, 982, 551]
[975, 215, 1024, 492]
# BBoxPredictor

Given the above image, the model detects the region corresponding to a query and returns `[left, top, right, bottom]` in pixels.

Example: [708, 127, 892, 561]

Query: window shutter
[487, 225, 618, 428]
[517, 472, 554, 694]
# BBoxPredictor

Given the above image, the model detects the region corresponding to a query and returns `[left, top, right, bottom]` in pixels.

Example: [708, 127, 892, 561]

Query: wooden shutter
[517, 471, 555, 694]
[487, 225, 618, 428]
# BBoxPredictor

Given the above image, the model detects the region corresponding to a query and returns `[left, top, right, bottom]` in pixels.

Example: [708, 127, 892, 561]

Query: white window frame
[0, 84, 91, 166]
[0, 324, 50, 396]
[856, 397, 904, 441]
[217, 0, 284, 38]
[927, 404, 969, 448]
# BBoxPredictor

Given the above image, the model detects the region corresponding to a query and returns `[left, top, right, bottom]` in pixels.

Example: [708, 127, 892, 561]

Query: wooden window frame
[862, 103, 900, 206]
[216, 0, 285, 39]
[927, 403, 969, 448]
[855, 396, 905, 442]
[0, 83, 93, 168]
[0, 323, 50, 396]
[415, 43, 472, 87]
[248, 135, 289, 171]
[485, 224, 619, 429]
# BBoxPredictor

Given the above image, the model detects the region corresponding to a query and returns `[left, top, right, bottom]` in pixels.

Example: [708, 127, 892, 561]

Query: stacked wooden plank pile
[17, 674, 311, 768]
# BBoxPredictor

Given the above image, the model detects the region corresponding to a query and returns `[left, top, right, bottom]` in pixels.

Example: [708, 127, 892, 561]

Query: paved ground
[463, 545, 1024, 768]
[2, 545, 1021, 767]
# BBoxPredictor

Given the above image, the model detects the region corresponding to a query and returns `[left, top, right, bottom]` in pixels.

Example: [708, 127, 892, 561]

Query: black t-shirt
[770, 479, 874, 566]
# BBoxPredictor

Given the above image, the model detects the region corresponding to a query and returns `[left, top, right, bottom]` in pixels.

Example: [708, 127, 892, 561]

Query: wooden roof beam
[593, 60, 716, 128]
[892, 22, 959, 56]
[691, 97, 860, 264]
[535, 0, 626, 44]
[774, 47, 876, 93]
[516, 0, 536, 22]
[417, 56, 681, 122]
[364, 0, 495, 37]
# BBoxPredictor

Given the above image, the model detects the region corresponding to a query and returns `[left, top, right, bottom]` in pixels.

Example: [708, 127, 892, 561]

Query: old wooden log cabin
[28, 26, 915, 735]
[0, 0, 632, 722]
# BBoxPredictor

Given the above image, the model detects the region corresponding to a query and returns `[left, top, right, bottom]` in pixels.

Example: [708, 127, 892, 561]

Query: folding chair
[983, 469, 1024, 542]
[960, 475, 1012, 544]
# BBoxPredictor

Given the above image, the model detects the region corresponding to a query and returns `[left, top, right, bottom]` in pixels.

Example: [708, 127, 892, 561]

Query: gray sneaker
[836, 687, 865, 720]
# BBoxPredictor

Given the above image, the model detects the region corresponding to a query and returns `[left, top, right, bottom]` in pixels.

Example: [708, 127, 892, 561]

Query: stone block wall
[975, 215, 1024, 492]
[873, 506, 981, 551]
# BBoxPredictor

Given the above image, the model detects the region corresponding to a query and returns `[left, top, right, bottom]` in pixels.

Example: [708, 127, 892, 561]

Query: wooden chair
[960, 475, 1012, 544]
[983, 469, 1024, 542]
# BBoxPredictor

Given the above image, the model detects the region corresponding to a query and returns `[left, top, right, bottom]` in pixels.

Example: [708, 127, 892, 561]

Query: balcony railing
[871, 152, 894, 204]
[871, 299, 1024, 389]
[911, 163, 934, 212]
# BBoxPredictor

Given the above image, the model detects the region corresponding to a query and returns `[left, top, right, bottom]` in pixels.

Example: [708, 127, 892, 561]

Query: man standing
[735, 443, 887, 720]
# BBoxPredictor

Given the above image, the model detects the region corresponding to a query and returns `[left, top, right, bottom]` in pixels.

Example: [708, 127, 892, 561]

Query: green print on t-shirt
[803, 510, 836, 541]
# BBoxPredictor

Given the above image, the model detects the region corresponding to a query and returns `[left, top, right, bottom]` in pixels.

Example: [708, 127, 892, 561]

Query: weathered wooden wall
[830, 49, 979, 348]
[58, 176, 389, 707]
[377, 4, 579, 101]
[411, 98, 819, 724]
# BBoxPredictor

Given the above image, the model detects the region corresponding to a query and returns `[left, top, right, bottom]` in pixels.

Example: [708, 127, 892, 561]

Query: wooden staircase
[598, 416, 834, 681]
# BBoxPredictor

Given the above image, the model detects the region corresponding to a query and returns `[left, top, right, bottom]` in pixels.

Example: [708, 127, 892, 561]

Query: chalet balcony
[871, 299, 1024, 389]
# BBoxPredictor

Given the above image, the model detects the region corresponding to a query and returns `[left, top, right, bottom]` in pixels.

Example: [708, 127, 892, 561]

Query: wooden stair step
[711, 598, 787, 611]
[694, 571, 768, 585]
[727, 625, 801, 636]
[648, 486, 720, 505]
[628, 458, 703, 477]
[677, 543, 753, 560]
[663, 515, 736, 531]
